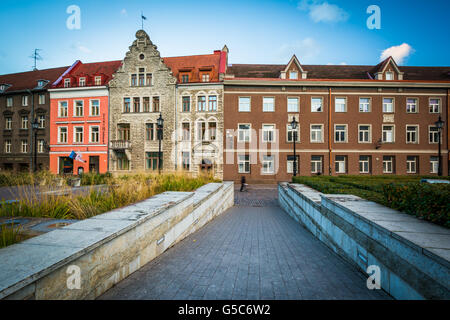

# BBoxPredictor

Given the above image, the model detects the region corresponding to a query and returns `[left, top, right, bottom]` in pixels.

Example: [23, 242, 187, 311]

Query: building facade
[0, 67, 69, 171]
[48, 60, 121, 175]
[223, 56, 450, 182]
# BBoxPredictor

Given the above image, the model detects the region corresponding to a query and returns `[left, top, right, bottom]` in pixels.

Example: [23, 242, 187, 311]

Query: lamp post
[31, 118, 39, 172]
[290, 117, 298, 177]
[434, 115, 444, 176]
[157, 113, 164, 174]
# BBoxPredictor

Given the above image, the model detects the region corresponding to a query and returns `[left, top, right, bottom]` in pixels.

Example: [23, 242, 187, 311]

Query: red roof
[163, 50, 225, 83]
[53, 60, 122, 88]
[0, 66, 70, 93]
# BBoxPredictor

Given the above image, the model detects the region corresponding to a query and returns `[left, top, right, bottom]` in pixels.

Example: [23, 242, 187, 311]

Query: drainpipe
[174, 85, 178, 170]
[27, 89, 35, 173]
[328, 87, 332, 175]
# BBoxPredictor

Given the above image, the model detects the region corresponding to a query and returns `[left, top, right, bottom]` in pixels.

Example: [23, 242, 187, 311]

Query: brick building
[48, 60, 121, 174]
[0, 67, 69, 171]
[223, 55, 450, 182]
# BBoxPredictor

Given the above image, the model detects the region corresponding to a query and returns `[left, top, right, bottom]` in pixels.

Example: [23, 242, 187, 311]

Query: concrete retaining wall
[279, 182, 450, 300]
[0, 182, 234, 300]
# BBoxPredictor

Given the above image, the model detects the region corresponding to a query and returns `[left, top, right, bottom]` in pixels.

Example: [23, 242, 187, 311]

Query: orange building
[48, 60, 121, 174]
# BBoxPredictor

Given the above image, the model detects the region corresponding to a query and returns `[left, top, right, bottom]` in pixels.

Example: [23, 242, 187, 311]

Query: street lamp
[157, 113, 164, 174]
[290, 117, 298, 177]
[434, 115, 444, 176]
[31, 118, 39, 172]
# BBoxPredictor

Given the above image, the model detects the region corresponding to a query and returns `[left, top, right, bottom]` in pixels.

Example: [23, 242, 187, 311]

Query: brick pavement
[99, 184, 391, 300]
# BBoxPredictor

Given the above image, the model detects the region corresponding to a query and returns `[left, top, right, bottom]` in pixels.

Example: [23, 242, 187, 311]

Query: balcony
[110, 140, 132, 150]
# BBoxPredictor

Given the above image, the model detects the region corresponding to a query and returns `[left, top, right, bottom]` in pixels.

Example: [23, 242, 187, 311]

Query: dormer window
[181, 74, 189, 83]
[0, 84, 6, 92]
[79, 77, 86, 87]
[385, 72, 393, 80]
[64, 78, 71, 88]
[289, 71, 298, 80]
[94, 76, 102, 86]
[37, 80, 46, 88]
[201, 73, 210, 82]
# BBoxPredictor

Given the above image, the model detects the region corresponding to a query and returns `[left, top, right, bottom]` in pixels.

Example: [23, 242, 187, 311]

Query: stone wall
[0, 182, 234, 300]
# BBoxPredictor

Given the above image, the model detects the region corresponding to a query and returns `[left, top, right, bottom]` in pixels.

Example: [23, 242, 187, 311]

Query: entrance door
[89, 156, 99, 173]
[200, 159, 213, 174]
[59, 157, 73, 175]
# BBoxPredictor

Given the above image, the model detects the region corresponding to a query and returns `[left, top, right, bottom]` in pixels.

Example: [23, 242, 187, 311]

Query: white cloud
[339, 62, 347, 65]
[278, 38, 320, 62]
[120, 9, 127, 17]
[380, 43, 413, 65]
[298, 0, 349, 23]
[78, 45, 91, 53]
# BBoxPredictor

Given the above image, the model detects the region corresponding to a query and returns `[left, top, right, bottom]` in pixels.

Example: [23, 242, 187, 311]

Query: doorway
[89, 156, 100, 173]
[59, 157, 73, 175]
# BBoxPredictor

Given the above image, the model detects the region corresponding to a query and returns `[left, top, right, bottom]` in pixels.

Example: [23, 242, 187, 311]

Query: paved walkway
[99, 185, 390, 300]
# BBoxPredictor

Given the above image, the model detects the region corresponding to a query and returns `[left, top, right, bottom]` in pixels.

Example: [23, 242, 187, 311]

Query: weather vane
[141, 12, 147, 30]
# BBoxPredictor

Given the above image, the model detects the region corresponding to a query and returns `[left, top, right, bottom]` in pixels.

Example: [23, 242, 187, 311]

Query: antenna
[29, 49, 43, 71]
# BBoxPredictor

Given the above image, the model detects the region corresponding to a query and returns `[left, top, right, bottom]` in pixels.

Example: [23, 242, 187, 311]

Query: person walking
[240, 176, 247, 192]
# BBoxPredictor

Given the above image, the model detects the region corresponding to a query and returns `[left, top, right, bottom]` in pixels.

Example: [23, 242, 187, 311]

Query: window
[90, 126, 99, 143]
[38, 115, 45, 128]
[429, 98, 440, 113]
[131, 74, 137, 86]
[335, 97, 346, 112]
[286, 155, 299, 174]
[4, 140, 11, 153]
[406, 125, 418, 144]
[182, 123, 190, 141]
[38, 94, 45, 105]
[359, 98, 370, 112]
[153, 97, 160, 112]
[64, 78, 71, 88]
[21, 140, 28, 153]
[133, 97, 140, 113]
[262, 155, 275, 174]
[263, 97, 275, 112]
[123, 98, 131, 113]
[5, 117, 12, 130]
[197, 121, 206, 141]
[58, 127, 68, 143]
[359, 156, 371, 173]
[90, 100, 100, 116]
[238, 97, 251, 112]
[406, 98, 418, 113]
[79, 77, 86, 87]
[430, 156, 439, 174]
[37, 139, 45, 153]
[202, 73, 210, 82]
[74, 127, 83, 143]
[208, 96, 217, 111]
[335, 155, 347, 174]
[406, 156, 418, 173]
[94, 76, 102, 85]
[198, 96, 206, 112]
[146, 152, 162, 170]
[238, 155, 250, 173]
[310, 125, 323, 143]
[146, 73, 152, 86]
[238, 124, 251, 142]
[429, 126, 440, 144]
[182, 97, 190, 112]
[22, 95, 28, 106]
[383, 98, 394, 113]
[287, 97, 299, 112]
[358, 125, 371, 143]
[334, 125, 347, 143]
[182, 152, 190, 170]
[382, 125, 394, 143]
[146, 123, 155, 141]
[181, 74, 189, 83]
[209, 122, 217, 141]
[37, 80, 46, 88]
[311, 97, 322, 112]
[385, 72, 394, 80]
[311, 156, 323, 174]
[262, 124, 275, 142]
[6, 97, 13, 107]
[117, 152, 130, 170]
[59, 101, 68, 117]
[383, 156, 395, 174]
[289, 71, 298, 79]
[118, 124, 130, 141]
[287, 124, 300, 142]
[138, 73, 145, 86]
[21, 116, 28, 129]
[74, 101, 84, 117]
[143, 97, 150, 112]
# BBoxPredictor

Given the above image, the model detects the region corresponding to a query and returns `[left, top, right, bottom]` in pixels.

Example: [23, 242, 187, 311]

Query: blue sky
[0, 0, 449, 74]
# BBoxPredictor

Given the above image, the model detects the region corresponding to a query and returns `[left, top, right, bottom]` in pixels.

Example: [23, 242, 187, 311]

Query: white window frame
[359, 97, 371, 112]
[385, 72, 394, 80]
[334, 97, 347, 113]
[58, 126, 68, 143]
[38, 115, 45, 128]
[6, 97, 13, 107]
[238, 97, 251, 112]
[90, 99, 100, 116]
[311, 97, 323, 112]
[311, 156, 323, 174]
[287, 97, 299, 112]
[406, 98, 418, 113]
[4, 140, 11, 153]
[310, 124, 324, 143]
[429, 98, 441, 113]
[286, 124, 300, 142]
[430, 156, 439, 174]
[287, 155, 299, 174]
[89, 126, 100, 143]
[359, 156, 371, 174]
[64, 78, 71, 88]
[38, 94, 45, 105]
[73, 126, 84, 143]
[262, 97, 275, 112]
[21, 140, 28, 153]
[238, 123, 251, 142]
[334, 124, 347, 143]
[238, 155, 250, 173]
[22, 95, 28, 106]
[428, 126, 440, 144]
[382, 97, 394, 113]
[37, 139, 45, 153]
[335, 155, 346, 174]
[262, 155, 275, 174]
[383, 156, 394, 174]
[79, 77, 86, 87]
[406, 125, 419, 144]
[74, 100, 84, 117]
[58, 101, 68, 117]
[94, 76, 102, 86]
[358, 124, 371, 143]
[262, 124, 275, 143]
[5, 117, 12, 130]
[21, 116, 28, 129]
[289, 71, 298, 79]
[406, 156, 418, 174]
[382, 125, 395, 143]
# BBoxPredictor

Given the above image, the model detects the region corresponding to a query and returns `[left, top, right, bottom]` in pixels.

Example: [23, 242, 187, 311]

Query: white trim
[51, 144, 107, 148]
[49, 87, 108, 99]
[224, 91, 448, 96]
[405, 124, 419, 144]
[50, 151, 107, 154]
